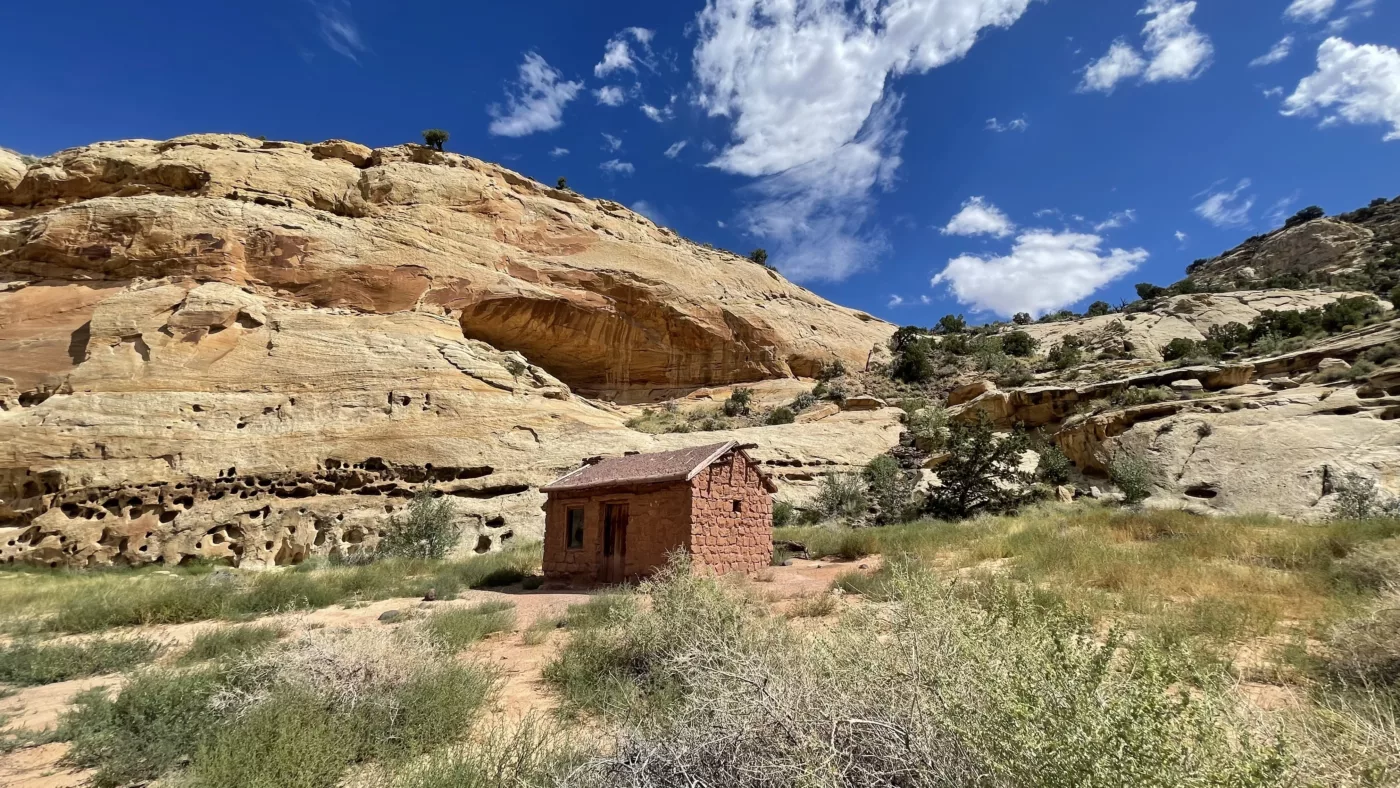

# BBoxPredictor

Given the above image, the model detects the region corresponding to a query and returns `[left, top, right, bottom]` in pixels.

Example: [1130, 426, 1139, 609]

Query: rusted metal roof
[542, 441, 773, 493]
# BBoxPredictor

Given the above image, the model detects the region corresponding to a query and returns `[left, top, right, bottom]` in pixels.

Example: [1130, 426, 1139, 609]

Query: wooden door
[602, 502, 629, 583]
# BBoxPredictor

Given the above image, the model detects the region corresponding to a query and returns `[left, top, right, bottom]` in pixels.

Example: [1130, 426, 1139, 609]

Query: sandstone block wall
[688, 452, 773, 576]
[542, 484, 691, 583]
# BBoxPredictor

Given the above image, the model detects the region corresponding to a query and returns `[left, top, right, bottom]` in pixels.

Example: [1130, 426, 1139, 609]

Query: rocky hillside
[0, 135, 897, 569]
[1185, 197, 1400, 291]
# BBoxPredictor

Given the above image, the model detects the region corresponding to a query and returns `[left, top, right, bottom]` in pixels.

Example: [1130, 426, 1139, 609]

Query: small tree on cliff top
[421, 129, 450, 152]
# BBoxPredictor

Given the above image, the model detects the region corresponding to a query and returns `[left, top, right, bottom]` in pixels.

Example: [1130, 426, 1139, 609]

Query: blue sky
[4, 0, 1400, 325]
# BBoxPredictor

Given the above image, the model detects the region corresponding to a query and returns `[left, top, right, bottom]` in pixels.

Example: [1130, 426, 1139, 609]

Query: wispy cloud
[600, 159, 635, 176]
[1094, 209, 1137, 232]
[1250, 36, 1294, 67]
[888, 294, 906, 308]
[1266, 191, 1303, 227]
[1195, 179, 1256, 228]
[985, 116, 1029, 132]
[487, 52, 583, 137]
[595, 27, 655, 78]
[594, 86, 626, 107]
[1285, 0, 1337, 23]
[692, 0, 1036, 281]
[602, 133, 623, 152]
[315, 1, 366, 62]
[664, 140, 688, 158]
[549, 147, 569, 158]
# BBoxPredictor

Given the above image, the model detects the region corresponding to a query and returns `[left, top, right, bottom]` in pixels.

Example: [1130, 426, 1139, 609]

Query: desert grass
[522, 615, 565, 646]
[422, 601, 517, 651]
[0, 636, 161, 686]
[781, 503, 1400, 657]
[178, 623, 285, 665]
[0, 542, 540, 635]
[59, 627, 497, 788]
[548, 559, 1290, 786]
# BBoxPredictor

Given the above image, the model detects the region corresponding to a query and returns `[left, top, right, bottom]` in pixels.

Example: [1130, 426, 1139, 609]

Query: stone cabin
[540, 441, 777, 584]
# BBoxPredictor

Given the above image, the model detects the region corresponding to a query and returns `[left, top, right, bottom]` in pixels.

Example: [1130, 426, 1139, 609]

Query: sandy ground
[0, 558, 867, 786]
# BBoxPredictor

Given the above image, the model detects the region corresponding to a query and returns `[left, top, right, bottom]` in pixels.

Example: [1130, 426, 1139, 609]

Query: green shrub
[60, 668, 226, 788]
[722, 387, 754, 417]
[380, 488, 461, 560]
[1013, 312, 1032, 325]
[1332, 538, 1400, 591]
[0, 637, 161, 686]
[1046, 338, 1083, 370]
[1036, 445, 1073, 485]
[571, 564, 1288, 787]
[1086, 300, 1114, 317]
[386, 720, 587, 788]
[421, 129, 450, 152]
[907, 405, 949, 452]
[1334, 472, 1399, 520]
[892, 341, 936, 383]
[772, 500, 796, 527]
[1136, 283, 1169, 300]
[790, 392, 817, 412]
[1285, 205, 1325, 227]
[179, 625, 283, 665]
[926, 415, 1031, 520]
[748, 248, 768, 266]
[1162, 337, 1202, 362]
[1001, 330, 1038, 357]
[1110, 453, 1156, 504]
[936, 314, 967, 334]
[764, 406, 795, 425]
[862, 455, 917, 525]
[813, 472, 869, 521]
[1361, 342, 1400, 366]
[816, 359, 846, 380]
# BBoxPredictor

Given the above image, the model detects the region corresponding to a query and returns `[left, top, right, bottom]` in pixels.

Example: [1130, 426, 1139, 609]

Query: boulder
[1171, 379, 1204, 394]
[0, 148, 25, 193]
[842, 395, 887, 411]
[1055, 485, 1075, 504]
[309, 139, 372, 167]
[948, 380, 996, 407]
[1317, 358, 1351, 372]
[1201, 363, 1255, 389]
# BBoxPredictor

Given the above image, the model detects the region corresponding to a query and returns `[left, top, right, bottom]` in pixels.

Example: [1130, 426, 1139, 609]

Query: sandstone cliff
[0, 135, 897, 568]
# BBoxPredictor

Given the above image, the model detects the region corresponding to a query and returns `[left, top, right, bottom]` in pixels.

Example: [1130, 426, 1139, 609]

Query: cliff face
[0, 135, 891, 399]
[0, 135, 899, 569]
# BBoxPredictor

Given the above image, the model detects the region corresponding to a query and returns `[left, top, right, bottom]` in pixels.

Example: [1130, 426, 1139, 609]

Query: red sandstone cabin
[540, 441, 777, 584]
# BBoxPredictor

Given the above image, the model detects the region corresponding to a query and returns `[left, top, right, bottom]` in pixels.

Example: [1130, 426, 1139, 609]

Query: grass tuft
[178, 624, 284, 665]
[422, 601, 516, 651]
[0, 637, 160, 686]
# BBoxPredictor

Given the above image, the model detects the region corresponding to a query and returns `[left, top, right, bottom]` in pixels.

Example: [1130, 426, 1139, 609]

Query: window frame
[565, 506, 585, 550]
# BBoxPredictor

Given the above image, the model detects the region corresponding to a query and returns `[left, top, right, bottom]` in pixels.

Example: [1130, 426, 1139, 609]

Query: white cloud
[664, 141, 688, 158]
[1079, 1, 1212, 93]
[1285, 0, 1337, 22]
[631, 200, 668, 225]
[602, 133, 623, 152]
[1094, 209, 1137, 232]
[920, 295, 932, 305]
[691, 0, 1035, 281]
[1282, 37, 1400, 141]
[1033, 208, 1061, 219]
[933, 230, 1147, 317]
[985, 116, 1029, 132]
[1080, 40, 1147, 93]
[595, 27, 655, 78]
[594, 86, 627, 106]
[1174, 229, 1188, 243]
[641, 103, 673, 122]
[1195, 179, 1256, 227]
[315, 1, 366, 62]
[1250, 36, 1294, 67]
[716, 220, 727, 228]
[599, 159, 635, 176]
[1326, 0, 1378, 33]
[942, 196, 1015, 238]
[487, 53, 583, 137]
[888, 294, 905, 308]
[1263, 86, 1285, 98]
[549, 147, 569, 157]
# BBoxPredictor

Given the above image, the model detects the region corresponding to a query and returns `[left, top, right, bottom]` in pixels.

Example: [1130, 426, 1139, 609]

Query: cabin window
[732, 500, 743, 513]
[566, 507, 585, 549]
